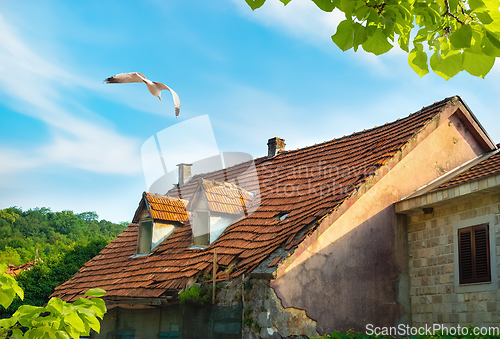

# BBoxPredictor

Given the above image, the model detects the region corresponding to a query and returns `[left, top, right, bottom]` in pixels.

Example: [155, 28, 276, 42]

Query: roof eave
[455, 96, 497, 151]
[396, 170, 500, 214]
[453, 99, 497, 151]
[401, 148, 500, 200]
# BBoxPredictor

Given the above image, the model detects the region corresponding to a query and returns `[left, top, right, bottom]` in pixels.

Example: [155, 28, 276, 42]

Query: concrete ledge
[396, 174, 500, 214]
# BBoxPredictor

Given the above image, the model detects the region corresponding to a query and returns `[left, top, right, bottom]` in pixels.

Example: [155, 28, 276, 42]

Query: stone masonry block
[476, 301, 487, 312]
[433, 295, 443, 303]
[449, 313, 459, 323]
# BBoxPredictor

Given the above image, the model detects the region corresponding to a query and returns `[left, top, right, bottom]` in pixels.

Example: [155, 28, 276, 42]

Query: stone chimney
[267, 137, 286, 158]
[177, 163, 193, 186]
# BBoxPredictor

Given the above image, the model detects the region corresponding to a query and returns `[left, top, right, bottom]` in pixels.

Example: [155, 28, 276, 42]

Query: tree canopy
[244, 0, 500, 79]
[0, 207, 127, 319]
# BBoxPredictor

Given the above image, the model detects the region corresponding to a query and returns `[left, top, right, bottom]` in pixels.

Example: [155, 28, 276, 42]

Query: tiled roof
[53, 96, 462, 301]
[194, 179, 254, 215]
[432, 145, 500, 192]
[6, 261, 37, 276]
[133, 192, 189, 223]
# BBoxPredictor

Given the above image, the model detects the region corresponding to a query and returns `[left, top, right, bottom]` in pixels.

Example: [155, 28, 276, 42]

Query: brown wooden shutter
[458, 223, 490, 284]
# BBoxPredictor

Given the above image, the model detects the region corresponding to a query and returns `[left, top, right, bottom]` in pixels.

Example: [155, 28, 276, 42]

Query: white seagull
[104, 72, 181, 117]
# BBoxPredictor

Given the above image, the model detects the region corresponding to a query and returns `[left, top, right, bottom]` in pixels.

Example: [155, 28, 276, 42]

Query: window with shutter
[458, 223, 490, 284]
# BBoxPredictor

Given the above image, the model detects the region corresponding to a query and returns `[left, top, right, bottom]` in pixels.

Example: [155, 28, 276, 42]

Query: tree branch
[443, 0, 465, 24]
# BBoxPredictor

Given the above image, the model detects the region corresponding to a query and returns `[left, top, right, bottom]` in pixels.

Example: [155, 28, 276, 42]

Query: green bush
[178, 284, 211, 306]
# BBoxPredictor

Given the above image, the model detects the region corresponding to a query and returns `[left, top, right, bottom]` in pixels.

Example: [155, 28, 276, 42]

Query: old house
[395, 147, 500, 326]
[52, 96, 499, 338]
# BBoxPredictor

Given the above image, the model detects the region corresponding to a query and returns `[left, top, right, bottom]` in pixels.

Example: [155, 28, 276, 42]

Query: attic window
[193, 211, 210, 247]
[276, 212, 290, 221]
[137, 219, 153, 254]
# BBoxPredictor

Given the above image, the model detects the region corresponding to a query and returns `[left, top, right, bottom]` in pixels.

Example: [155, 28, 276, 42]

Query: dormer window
[132, 192, 189, 256]
[193, 211, 210, 247]
[137, 219, 153, 254]
[187, 179, 254, 248]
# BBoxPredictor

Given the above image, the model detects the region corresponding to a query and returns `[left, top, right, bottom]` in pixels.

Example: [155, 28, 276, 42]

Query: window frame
[457, 223, 491, 284]
[192, 210, 210, 247]
[136, 218, 153, 255]
[453, 215, 498, 293]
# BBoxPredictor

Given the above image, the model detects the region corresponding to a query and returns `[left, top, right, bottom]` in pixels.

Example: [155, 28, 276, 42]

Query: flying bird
[104, 72, 181, 117]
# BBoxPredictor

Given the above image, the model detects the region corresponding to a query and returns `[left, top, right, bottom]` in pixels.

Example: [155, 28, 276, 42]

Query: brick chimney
[267, 137, 285, 158]
[177, 163, 192, 186]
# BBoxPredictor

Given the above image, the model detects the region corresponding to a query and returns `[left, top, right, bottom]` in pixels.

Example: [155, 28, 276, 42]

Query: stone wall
[406, 192, 500, 327]
[217, 278, 318, 339]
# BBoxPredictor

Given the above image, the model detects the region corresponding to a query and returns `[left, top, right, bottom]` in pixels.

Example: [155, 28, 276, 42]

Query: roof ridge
[181, 97, 455, 181]
[267, 96, 456, 159]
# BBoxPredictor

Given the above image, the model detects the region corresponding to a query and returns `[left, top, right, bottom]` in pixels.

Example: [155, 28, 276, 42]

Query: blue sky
[0, 0, 499, 223]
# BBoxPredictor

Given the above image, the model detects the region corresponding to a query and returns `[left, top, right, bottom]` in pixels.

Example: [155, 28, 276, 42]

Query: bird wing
[104, 72, 148, 84]
[154, 82, 181, 117]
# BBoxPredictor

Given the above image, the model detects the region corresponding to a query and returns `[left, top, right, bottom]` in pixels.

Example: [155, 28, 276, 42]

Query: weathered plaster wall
[271, 103, 490, 335]
[405, 192, 500, 327]
[218, 278, 318, 339]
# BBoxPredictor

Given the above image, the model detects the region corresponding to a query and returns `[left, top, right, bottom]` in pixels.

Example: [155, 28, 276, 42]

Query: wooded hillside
[0, 207, 128, 318]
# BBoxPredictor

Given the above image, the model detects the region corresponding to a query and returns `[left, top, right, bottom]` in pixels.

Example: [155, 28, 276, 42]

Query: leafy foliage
[244, 0, 500, 79]
[178, 284, 212, 306]
[0, 263, 107, 338]
[0, 207, 127, 319]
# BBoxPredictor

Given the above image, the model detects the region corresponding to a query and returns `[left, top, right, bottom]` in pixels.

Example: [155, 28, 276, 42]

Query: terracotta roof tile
[144, 193, 189, 222]
[192, 179, 254, 215]
[52, 96, 460, 301]
[268, 255, 283, 268]
[5, 261, 38, 276]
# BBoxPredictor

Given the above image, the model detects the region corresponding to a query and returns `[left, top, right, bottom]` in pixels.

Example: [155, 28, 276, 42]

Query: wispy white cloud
[231, 0, 410, 75]
[231, 0, 343, 48]
[0, 13, 142, 176]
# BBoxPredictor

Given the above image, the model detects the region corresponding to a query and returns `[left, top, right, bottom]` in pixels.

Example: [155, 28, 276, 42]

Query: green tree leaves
[0, 206, 126, 320]
[430, 49, 464, 79]
[362, 29, 394, 54]
[332, 20, 357, 50]
[450, 25, 473, 48]
[409, 43, 430, 76]
[245, 0, 266, 10]
[463, 51, 495, 76]
[0, 264, 107, 338]
[244, 0, 500, 79]
[0, 263, 24, 309]
[84, 288, 106, 298]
